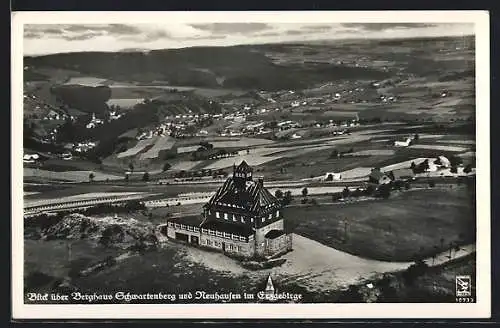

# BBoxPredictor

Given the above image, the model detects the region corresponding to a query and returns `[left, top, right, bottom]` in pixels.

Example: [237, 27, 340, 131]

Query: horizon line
[23, 33, 475, 57]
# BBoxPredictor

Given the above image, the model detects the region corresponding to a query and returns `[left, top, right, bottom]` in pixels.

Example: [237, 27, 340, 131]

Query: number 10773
[456, 297, 475, 303]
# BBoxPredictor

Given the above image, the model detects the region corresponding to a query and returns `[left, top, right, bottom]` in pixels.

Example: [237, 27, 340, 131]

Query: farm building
[435, 155, 451, 168]
[389, 168, 415, 182]
[394, 136, 413, 147]
[23, 153, 40, 163]
[165, 161, 293, 258]
[323, 172, 342, 181]
[369, 168, 391, 185]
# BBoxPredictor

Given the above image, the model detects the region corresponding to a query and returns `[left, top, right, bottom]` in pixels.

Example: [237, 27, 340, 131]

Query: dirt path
[178, 233, 475, 293]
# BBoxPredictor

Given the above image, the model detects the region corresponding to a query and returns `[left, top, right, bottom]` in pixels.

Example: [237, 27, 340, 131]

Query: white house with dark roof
[166, 161, 293, 258]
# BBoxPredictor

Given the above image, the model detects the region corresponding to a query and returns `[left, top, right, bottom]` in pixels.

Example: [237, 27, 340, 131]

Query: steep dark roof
[205, 176, 280, 214]
[392, 168, 415, 180]
[201, 220, 254, 237]
[234, 160, 252, 173]
[369, 170, 389, 181]
[265, 229, 285, 239]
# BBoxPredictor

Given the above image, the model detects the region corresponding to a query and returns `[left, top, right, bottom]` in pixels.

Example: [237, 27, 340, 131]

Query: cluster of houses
[23, 153, 41, 164]
[85, 113, 104, 129]
[43, 109, 73, 121]
[86, 111, 122, 129]
[277, 120, 301, 131]
[64, 140, 98, 153]
[136, 113, 218, 140]
[322, 155, 456, 185]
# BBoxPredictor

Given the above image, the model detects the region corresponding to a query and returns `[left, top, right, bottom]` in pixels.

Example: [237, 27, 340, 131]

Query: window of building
[262, 217, 265, 223]
[241, 217, 245, 223]
[224, 213, 228, 220]
[215, 211, 220, 218]
[268, 214, 272, 220]
[209, 230, 215, 235]
[250, 217, 254, 223]
[232, 214, 236, 222]
[216, 231, 222, 237]
[276, 210, 280, 217]
[224, 232, 231, 238]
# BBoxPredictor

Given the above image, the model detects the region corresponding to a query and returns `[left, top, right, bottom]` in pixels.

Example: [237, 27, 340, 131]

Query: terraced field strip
[408, 144, 469, 152]
[117, 137, 158, 158]
[23, 168, 123, 182]
[24, 192, 149, 208]
[140, 136, 176, 160]
[436, 140, 475, 145]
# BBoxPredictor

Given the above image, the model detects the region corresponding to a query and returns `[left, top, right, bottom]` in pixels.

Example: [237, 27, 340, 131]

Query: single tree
[342, 186, 350, 199]
[128, 163, 134, 172]
[283, 191, 293, 205]
[378, 184, 391, 199]
[301, 187, 308, 198]
[429, 180, 436, 188]
[88, 172, 95, 182]
[463, 164, 473, 174]
[410, 161, 417, 171]
[365, 184, 374, 195]
[142, 172, 150, 182]
[274, 189, 284, 199]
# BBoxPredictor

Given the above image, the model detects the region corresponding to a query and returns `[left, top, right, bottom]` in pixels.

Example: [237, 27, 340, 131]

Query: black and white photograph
[11, 11, 490, 319]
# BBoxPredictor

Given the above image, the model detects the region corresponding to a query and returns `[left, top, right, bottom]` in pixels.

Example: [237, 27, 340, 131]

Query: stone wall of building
[265, 234, 293, 257]
[166, 222, 201, 244]
[199, 233, 255, 258]
[254, 218, 285, 256]
[166, 221, 255, 258]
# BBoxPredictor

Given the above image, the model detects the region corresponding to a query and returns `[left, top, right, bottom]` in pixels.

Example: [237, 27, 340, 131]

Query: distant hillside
[24, 45, 390, 91]
[51, 85, 112, 115]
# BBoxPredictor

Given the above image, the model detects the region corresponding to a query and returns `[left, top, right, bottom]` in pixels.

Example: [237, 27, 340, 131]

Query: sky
[23, 22, 474, 56]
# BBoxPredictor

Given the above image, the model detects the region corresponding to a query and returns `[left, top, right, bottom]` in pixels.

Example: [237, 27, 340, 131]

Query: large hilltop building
[165, 161, 293, 258]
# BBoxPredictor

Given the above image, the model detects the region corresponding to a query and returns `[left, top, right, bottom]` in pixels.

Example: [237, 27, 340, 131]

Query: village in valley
[22, 29, 477, 304]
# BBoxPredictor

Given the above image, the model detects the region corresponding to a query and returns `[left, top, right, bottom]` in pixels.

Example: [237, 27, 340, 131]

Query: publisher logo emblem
[456, 275, 472, 297]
